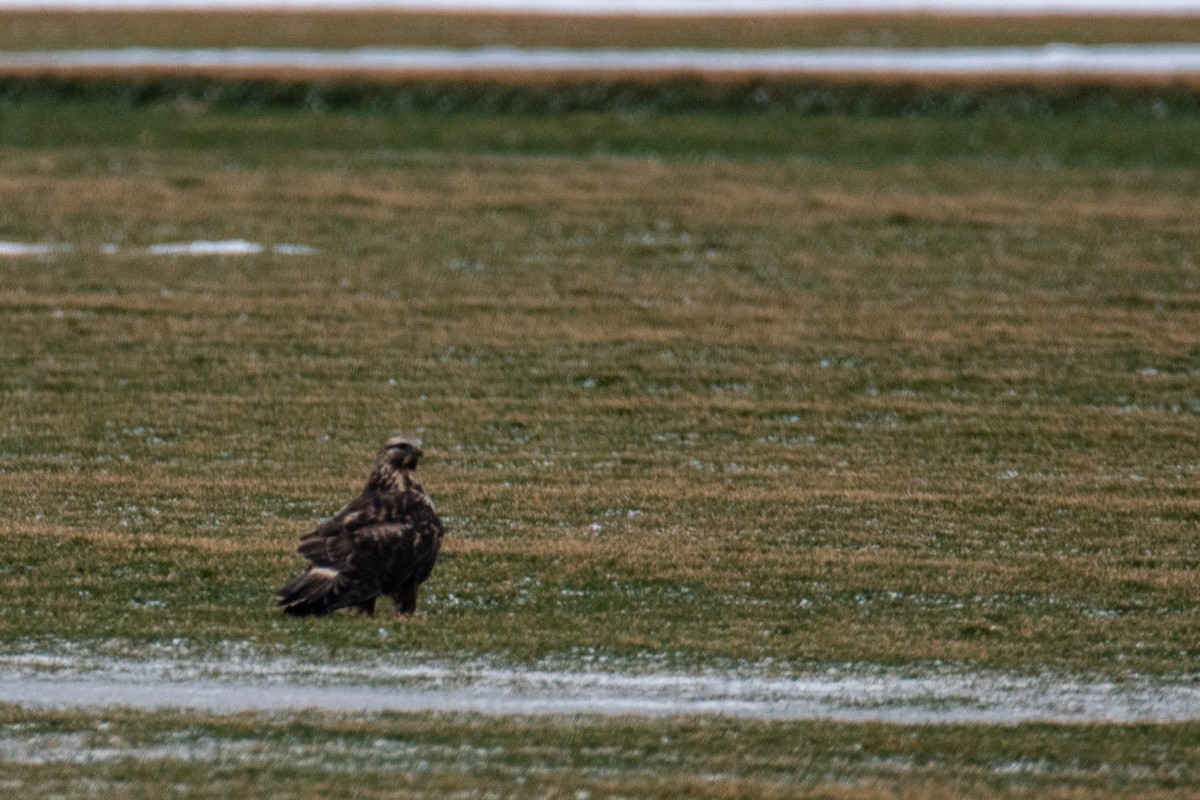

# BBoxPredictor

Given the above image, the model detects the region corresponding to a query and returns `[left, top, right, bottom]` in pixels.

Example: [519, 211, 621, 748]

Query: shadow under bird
[277, 436, 445, 618]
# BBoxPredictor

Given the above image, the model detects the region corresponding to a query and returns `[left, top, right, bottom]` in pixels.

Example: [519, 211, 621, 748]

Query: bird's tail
[276, 567, 366, 617]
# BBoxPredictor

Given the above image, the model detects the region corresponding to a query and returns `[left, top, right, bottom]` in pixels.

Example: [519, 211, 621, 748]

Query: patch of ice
[0, 653, 1198, 724]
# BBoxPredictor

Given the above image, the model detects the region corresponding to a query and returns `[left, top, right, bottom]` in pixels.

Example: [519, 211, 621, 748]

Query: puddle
[2, 654, 1198, 723]
[2, 44, 1200, 76]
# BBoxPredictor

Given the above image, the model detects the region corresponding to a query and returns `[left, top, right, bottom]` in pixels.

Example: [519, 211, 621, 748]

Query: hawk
[276, 436, 445, 618]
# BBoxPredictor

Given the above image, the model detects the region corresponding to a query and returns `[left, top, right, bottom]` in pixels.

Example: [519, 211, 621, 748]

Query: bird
[276, 435, 445, 618]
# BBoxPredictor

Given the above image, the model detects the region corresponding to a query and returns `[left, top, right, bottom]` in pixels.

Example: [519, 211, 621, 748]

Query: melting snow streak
[0, 242, 72, 256]
[0, 240, 318, 257]
[3, 44, 1200, 75]
[146, 240, 318, 256]
[3, 655, 1200, 723]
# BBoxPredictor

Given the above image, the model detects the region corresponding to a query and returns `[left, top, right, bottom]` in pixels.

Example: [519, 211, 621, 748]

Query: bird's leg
[349, 597, 377, 617]
[391, 584, 418, 617]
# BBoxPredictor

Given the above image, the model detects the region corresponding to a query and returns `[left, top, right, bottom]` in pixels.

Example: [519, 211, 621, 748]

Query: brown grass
[3, 10, 1200, 52]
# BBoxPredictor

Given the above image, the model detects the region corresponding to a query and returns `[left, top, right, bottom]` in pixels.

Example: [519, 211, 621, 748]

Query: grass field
[1, 12, 1199, 793]
[2, 706, 1199, 799]
[2, 92, 1198, 675]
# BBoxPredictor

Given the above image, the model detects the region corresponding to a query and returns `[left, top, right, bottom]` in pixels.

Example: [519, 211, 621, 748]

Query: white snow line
[2, 654, 1199, 723]
[0, 241, 73, 256]
[141, 241, 318, 256]
[145, 239, 264, 256]
[2, 240, 318, 257]
[3, 44, 1200, 75]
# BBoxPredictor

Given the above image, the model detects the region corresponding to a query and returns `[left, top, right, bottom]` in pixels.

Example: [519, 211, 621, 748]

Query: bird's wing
[307, 490, 391, 539]
[297, 519, 415, 573]
[298, 515, 442, 588]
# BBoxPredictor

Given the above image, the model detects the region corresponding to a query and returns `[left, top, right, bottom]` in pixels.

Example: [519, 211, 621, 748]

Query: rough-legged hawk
[277, 436, 445, 617]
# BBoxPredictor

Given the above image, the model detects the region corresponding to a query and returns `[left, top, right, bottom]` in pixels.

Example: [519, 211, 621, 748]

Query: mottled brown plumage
[276, 436, 445, 618]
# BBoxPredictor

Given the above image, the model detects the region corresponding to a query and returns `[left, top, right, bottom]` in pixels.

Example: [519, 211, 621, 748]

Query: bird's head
[379, 435, 424, 471]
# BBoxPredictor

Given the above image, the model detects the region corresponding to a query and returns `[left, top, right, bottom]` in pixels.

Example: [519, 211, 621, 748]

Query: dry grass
[3, 10, 1200, 52]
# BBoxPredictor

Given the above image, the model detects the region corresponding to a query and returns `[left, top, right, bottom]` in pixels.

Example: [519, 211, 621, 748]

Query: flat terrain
[1, 13, 1199, 792]
[2, 95, 1198, 676]
[3, 705, 1200, 800]
[3, 9, 1200, 51]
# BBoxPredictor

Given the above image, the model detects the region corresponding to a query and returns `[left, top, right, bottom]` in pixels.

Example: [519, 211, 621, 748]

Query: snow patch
[0, 732, 248, 765]
[0, 241, 72, 256]
[2, 240, 318, 257]
[271, 243, 319, 256]
[2, 653, 1199, 723]
[141, 240, 317, 256]
[146, 239, 263, 256]
[3, 44, 1200, 76]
